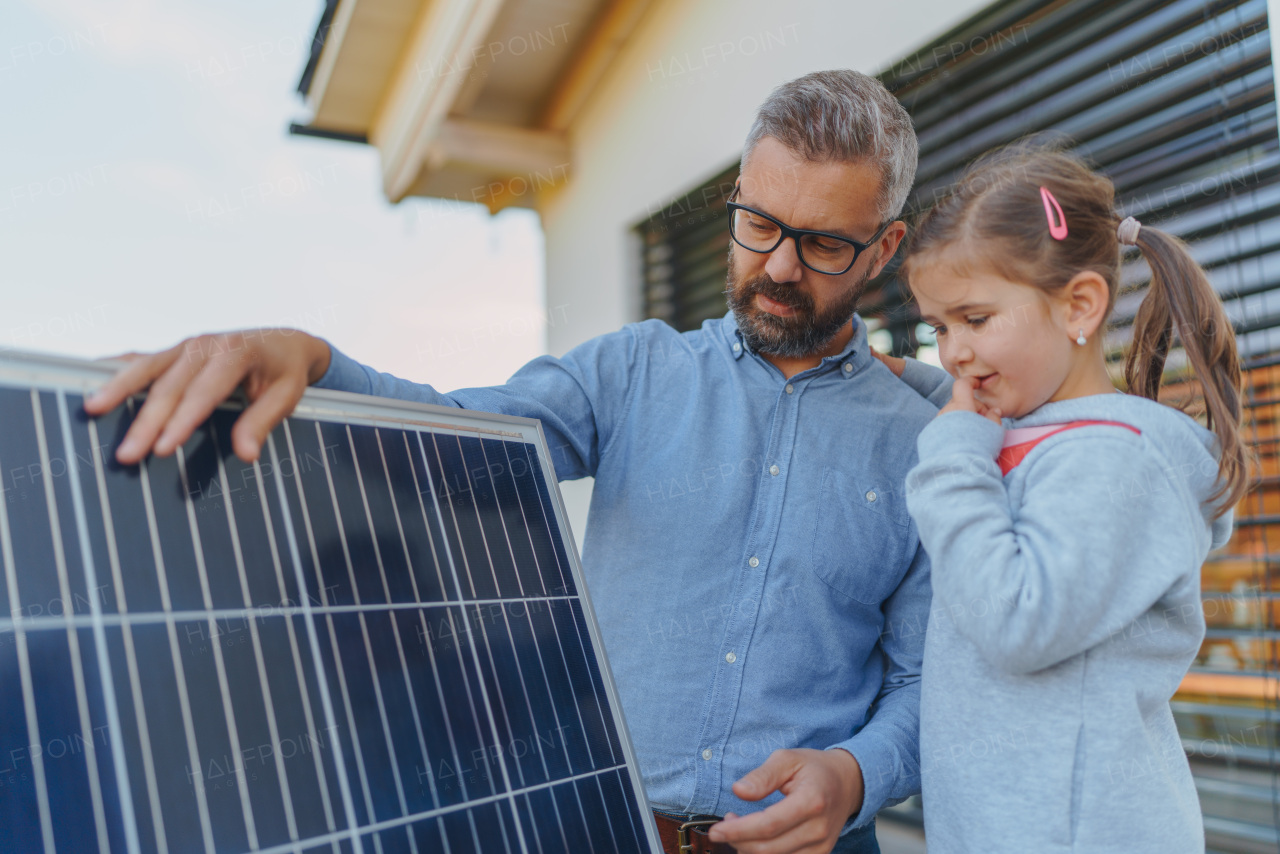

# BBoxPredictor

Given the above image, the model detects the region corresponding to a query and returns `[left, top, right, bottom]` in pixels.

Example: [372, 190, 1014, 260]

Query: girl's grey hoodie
[901, 387, 1233, 854]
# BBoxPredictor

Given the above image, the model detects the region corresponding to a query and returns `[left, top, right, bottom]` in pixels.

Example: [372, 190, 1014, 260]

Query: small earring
[1076, 328, 1087, 346]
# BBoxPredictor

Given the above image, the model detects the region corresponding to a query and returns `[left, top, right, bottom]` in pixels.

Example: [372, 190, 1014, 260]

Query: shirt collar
[721, 311, 868, 378]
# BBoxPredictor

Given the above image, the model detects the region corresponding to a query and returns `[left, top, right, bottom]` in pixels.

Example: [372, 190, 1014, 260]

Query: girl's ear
[1060, 270, 1110, 341]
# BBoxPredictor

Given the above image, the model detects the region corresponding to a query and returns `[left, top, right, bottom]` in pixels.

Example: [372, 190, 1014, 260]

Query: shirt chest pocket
[808, 467, 915, 606]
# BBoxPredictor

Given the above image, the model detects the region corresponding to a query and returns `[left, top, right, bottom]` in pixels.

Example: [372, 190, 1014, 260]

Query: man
[89, 70, 952, 854]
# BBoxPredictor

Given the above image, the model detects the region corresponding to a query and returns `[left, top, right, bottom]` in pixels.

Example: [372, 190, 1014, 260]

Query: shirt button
[702, 748, 713, 760]
[732, 342, 741, 353]
[748, 556, 759, 568]
[843, 362, 853, 373]
[769, 464, 780, 477]
[726, 651, 737, 663]
[785, 384, 794, 394]
[866, 491, 877, 502]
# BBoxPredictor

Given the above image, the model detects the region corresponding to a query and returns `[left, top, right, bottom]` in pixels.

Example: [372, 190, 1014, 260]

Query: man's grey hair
[743, 70, 919, 222]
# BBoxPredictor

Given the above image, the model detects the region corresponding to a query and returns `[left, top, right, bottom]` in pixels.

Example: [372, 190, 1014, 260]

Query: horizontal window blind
[636, 167, 737, 332]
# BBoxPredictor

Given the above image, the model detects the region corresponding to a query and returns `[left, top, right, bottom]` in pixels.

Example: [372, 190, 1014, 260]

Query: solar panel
[0, 350, 661, 854]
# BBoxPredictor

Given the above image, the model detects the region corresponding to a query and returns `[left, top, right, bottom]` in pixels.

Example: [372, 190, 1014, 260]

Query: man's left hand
[707, 748, 864, 854]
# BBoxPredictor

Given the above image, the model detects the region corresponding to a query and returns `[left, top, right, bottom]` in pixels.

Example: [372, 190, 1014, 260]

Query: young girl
[897, 146, 1247, 853]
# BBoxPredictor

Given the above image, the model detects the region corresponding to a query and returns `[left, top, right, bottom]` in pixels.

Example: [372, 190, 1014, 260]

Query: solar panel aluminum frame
[0, 347, 663, 854]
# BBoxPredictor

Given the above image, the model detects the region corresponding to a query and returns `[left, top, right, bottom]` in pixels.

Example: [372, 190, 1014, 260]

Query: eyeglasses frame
[725, 187, 892, 276]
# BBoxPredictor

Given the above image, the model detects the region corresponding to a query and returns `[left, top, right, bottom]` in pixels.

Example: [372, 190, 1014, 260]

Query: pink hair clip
[1039, 186, 1068, 240]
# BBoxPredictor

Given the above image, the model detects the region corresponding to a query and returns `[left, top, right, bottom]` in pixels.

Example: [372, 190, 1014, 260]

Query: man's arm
[315, 333, 641, 480]
[829, 539, 928, 821]
[709, 537, 929, 852]
[86, 326, 640, 482]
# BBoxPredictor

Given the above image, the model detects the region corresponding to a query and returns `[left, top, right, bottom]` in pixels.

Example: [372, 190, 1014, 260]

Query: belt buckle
[676, 818, 719, 854]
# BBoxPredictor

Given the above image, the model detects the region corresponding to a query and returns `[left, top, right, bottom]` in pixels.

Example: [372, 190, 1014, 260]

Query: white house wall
[540, 0, 994, 539]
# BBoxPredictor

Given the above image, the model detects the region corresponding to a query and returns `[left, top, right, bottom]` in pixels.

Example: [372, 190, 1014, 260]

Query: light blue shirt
[316, 311, 950, 825]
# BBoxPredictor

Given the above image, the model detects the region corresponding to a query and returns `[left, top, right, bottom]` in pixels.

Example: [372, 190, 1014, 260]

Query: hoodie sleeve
[904, 411, 1202, 675]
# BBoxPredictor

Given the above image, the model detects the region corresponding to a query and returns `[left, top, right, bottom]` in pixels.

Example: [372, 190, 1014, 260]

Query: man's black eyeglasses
[726, 187, 890, 276]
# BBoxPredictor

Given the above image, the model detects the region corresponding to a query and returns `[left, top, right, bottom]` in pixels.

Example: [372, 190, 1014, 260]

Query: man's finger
[723, 826, 831, 854]
[153, 353, 256, 457]
[229, 376, 308, 462]
[84, 345, 183, 415]
[710, 796, 825, 852]
[731, 749, 799, 802]
[711, 793, 808, 845]
[113, 346, 220, 463]
[869, 346, 906, 378]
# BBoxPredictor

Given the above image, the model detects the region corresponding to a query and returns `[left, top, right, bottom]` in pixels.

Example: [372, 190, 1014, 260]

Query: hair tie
[1117, 216, 1141, 246]
[1039, 186, 1068, 240]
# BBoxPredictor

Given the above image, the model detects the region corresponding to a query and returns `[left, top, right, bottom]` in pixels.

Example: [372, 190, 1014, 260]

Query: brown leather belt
[652, 811, 736, 854]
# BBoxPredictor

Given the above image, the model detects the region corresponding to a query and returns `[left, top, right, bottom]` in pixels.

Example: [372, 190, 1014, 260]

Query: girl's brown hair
[901, 144, 1247, 517]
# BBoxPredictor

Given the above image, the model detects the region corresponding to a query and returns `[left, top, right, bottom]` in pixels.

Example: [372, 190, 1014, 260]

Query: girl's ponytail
[1124, 224, 1248, 516]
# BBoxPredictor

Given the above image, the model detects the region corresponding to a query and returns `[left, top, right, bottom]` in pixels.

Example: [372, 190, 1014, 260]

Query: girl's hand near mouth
[938, 375, 1003, 425]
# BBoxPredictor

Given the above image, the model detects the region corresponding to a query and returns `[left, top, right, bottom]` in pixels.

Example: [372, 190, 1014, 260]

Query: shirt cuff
[916, 410, 1004, 463]
[313, 340, 372, 395]
[827, 730, 899, 829]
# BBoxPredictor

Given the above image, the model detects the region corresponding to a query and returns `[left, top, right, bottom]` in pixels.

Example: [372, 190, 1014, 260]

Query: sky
[0, 0, 547, 392]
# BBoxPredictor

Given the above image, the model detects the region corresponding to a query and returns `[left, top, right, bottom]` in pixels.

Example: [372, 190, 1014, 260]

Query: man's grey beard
[724, 251, 873, 359]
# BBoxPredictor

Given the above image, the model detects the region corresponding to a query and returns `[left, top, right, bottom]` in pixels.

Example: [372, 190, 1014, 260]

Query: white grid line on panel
[475, 437, 587, 853]
[86, 415, 168, 852]
[174, 441, 262, 849]
[58, 391, 142, 854]
[397, 430, 453, 602]
[250, 764, 632, 854]
[132, 412, 218, 854]
[399, 429, 476, 854]
[344, 423, 422, 854]
[413, 432, 501, 849]
[322, 422, 415, 850]
[32, 391, 112, 854]
[253, 440, 341, 850]
[0, 596, 582, 632]
[270, 425, 364, 854]
[517, 441, 636, 847]
[419, 431, 522, 854]
[370, 427, 452, 853]
[313, 420, 386, 854]
[0, 414, 58, 853]
[522, 444, 622, 767]
[518, 442, 655, 851]
[498, 439, 627, 851]
[210, 423, 301, 842]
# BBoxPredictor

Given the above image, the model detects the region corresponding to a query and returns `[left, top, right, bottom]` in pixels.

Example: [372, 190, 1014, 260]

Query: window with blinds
[637, 166, 738, 331]
[635, 1, 1280, 849]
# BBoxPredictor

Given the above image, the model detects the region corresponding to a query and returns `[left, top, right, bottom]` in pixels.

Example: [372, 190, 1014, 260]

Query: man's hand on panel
[84, 329, 330, 465]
